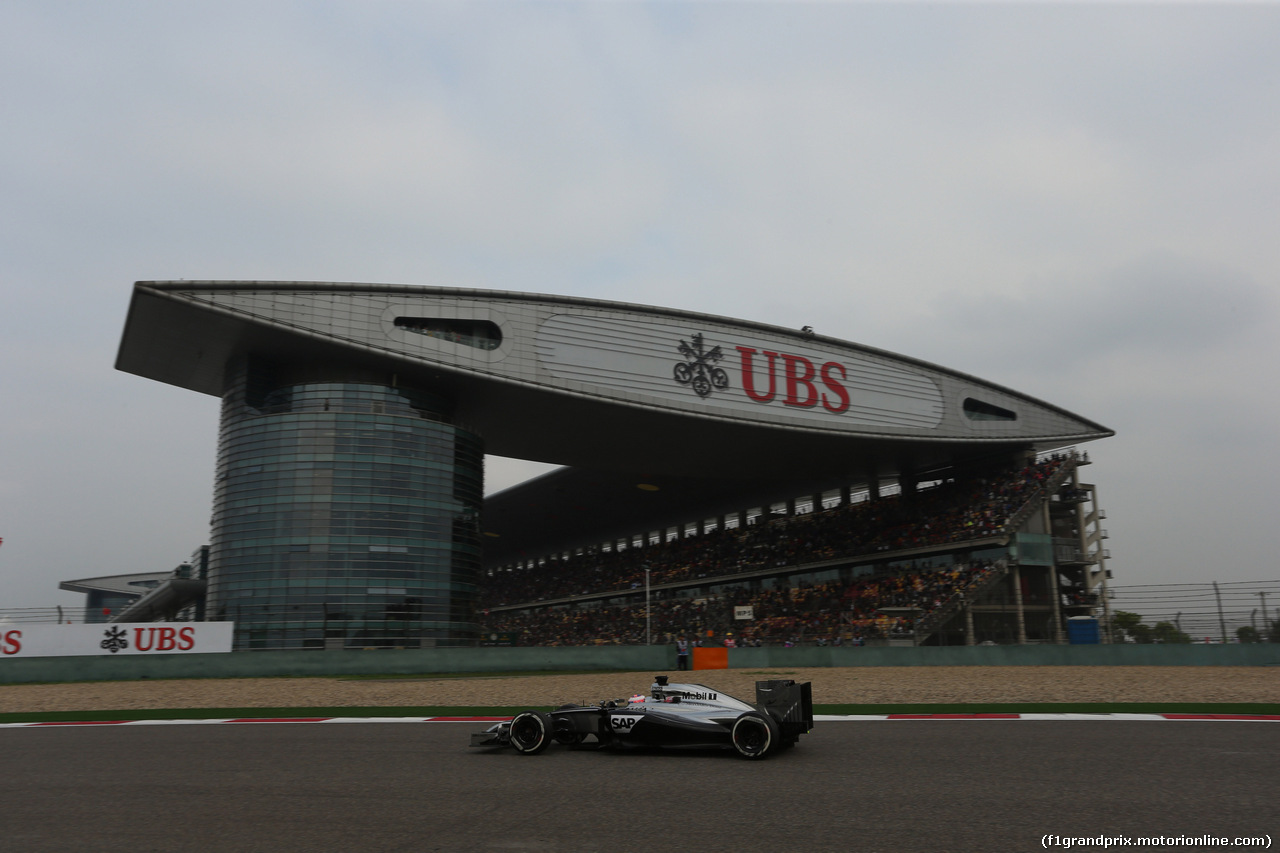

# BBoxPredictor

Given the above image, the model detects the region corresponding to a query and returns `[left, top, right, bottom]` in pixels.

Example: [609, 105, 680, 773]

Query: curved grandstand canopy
[117, 281, 1112, 562]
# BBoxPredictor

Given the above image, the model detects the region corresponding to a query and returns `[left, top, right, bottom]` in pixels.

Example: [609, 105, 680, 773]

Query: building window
[963, 398, 1017, 422]
[394, 318, 501, 350]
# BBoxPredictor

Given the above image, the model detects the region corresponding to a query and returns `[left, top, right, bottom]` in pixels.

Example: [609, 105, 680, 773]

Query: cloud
[909, 253, 1273, 380]
[4, 1, 1280, 606]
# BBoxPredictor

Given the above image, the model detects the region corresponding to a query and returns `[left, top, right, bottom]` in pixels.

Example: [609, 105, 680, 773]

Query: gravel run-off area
[1, 667, 1276, 713]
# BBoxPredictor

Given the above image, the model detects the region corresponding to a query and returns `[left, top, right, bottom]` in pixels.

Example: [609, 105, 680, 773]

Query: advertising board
[0, 623, 234, 658]
[538, 314, 944, 432]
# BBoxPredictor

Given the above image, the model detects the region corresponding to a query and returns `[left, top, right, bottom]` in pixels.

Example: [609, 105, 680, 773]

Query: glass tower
[207, 358, 484, 650]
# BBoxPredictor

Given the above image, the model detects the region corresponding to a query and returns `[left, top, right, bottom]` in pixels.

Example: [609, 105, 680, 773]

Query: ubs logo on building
[673, 334, 730, 398]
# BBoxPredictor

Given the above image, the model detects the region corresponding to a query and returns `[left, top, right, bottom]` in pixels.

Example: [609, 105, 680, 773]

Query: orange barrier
[692, 647, 728, 670]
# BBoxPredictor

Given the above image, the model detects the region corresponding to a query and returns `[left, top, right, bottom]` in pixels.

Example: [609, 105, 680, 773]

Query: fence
[0, 606, 110, 624]
[1109, 580, 1280, 642]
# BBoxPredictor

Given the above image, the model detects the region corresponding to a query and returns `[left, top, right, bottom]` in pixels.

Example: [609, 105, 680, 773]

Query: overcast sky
[2, 2, 1277, 611]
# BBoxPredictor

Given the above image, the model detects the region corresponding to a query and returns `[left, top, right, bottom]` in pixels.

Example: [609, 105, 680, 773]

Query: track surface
[3, 722, 1276, 852]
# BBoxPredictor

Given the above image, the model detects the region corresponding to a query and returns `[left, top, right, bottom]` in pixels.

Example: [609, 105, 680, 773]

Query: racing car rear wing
[754, 679, 814, 735]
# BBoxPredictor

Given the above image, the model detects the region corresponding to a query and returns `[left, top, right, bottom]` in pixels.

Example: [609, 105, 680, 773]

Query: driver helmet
[628, 694, 646, 705]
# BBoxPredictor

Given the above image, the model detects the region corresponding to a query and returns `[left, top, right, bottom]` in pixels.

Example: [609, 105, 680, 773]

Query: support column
[900, 470, 918, 500]
[1089, 482, 1114, 643]
[1049, 566, 1064, 644]
[1012, 563, 1027, 644]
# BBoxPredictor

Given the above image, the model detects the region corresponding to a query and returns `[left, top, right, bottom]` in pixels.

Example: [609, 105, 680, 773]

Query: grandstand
[480, 450, 1114, 646]
[111, 282, 1115, 650]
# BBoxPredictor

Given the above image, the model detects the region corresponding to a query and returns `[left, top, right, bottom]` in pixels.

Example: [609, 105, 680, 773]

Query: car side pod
[508, 710, 554, 755]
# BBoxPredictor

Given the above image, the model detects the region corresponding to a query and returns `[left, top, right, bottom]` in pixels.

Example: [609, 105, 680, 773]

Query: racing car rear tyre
[731, 711, 780, 760]
[509, 711, 553, 755]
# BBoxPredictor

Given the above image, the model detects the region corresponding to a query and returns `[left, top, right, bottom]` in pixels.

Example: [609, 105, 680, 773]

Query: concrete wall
[2, 643, 1277, 685]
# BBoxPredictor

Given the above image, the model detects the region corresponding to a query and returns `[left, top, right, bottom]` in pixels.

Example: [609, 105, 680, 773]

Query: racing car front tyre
[730, 711, 780, 760]
[509, 710, 553, 755]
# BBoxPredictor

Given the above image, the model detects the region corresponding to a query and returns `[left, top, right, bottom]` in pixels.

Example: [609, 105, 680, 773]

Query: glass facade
[207, 359, 484, 650]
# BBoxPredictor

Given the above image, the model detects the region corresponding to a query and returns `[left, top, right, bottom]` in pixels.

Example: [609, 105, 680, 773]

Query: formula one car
[469, 676, 813, 760]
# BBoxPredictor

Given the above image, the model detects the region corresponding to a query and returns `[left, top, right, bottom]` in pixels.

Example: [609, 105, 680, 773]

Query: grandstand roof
[117, 282, 1112, 560]
[58, 572, 169, 597]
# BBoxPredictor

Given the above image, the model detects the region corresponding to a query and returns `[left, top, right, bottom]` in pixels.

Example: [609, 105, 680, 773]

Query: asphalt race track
[2, 721, 1276, 852]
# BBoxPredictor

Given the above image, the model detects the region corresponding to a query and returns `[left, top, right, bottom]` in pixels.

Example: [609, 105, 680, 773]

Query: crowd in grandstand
[479, 454, 1067, 610]
[481, 559, 1002, 646]
[475, 454, 1078, 646]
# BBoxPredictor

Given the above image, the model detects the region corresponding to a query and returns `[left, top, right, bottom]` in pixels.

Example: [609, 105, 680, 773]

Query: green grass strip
[1, 701, 1276, 724]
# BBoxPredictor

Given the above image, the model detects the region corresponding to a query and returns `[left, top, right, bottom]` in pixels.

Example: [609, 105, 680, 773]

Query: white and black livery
[469, 676, 813, 760]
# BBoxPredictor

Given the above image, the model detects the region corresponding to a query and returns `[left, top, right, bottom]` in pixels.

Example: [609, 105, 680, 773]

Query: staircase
[912, 560, 1010, 645]
[910, 453, 1082, 645]
[999, 453, 1079, 536]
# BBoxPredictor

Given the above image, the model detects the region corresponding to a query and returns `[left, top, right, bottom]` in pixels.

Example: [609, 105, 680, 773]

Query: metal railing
[0, 606, 113, 625]
[1108, 579, 1280, 643]
[1002, 453, 1079, 535]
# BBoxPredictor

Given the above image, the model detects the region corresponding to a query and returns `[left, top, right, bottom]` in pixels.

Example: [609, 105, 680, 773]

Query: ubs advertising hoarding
[0, 623, 234, 658]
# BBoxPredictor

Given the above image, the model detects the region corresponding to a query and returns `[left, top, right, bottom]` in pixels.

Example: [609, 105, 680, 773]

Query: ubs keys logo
[101, 626, 129, 654]
[674, 333, 729, 398]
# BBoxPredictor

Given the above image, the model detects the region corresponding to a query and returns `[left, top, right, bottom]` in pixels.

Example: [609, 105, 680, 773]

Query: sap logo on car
[610, 715, 643, 731]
